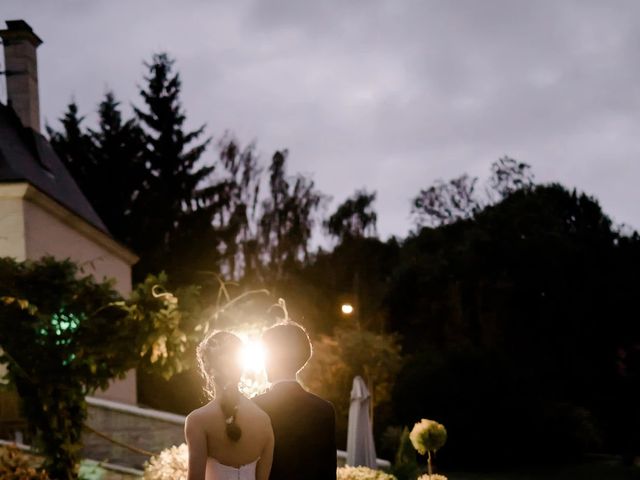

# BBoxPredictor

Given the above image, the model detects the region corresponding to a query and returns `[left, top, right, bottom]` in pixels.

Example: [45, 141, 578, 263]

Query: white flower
[337, 465, 397, 480]
[409, 419, 447, 455]
[143, 443, 188, 480]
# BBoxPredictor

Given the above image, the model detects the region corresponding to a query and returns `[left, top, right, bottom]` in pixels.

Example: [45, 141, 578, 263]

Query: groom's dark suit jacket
[254, 381, 337, 480]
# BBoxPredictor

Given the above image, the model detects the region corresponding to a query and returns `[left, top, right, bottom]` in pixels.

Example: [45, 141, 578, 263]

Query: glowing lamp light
[241, 340, 266, 374]
[341, 303, 354, 315]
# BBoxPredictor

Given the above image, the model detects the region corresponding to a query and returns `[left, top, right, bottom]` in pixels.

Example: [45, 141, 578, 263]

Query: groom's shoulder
[252, 385, 334, 416]
[305, 390, 335, 414]
[252, 388, 281, 412]
[296, 388, 336, 422]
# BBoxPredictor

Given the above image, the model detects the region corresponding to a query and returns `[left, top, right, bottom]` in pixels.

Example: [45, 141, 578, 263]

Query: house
[0, 22, 189, 469]
[0, 20, 138, 409]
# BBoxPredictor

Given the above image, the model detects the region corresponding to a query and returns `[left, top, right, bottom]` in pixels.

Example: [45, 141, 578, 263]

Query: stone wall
[0, 394, 184, 470]
[83, 397, 185, 469]
[0, 388, 26, 441]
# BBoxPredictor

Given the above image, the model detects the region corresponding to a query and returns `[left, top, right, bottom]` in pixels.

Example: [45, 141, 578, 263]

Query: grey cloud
[2, 0, 640, 239]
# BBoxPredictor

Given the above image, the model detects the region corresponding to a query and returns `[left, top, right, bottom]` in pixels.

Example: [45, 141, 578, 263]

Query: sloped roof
[0, 102, 109, 234]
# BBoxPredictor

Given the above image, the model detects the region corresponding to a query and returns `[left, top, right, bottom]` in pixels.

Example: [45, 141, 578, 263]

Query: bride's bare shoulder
[187, 402, 220, 426]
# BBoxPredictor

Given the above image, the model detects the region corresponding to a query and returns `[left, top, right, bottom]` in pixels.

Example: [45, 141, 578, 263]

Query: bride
[185, 331, 274, 480]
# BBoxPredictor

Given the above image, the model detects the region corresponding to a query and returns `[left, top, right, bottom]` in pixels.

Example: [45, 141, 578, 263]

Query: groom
[254, 322, 337, 480]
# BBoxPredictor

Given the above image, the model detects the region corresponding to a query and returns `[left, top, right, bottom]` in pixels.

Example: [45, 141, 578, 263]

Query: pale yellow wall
[94, 370, 138, 404]
[0, 185, 27, 261]
[0, 183, 138, 405]
[23, 199, 132, 296]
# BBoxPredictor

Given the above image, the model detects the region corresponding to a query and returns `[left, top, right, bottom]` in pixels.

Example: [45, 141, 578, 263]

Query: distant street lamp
[341, 303, 354, 315]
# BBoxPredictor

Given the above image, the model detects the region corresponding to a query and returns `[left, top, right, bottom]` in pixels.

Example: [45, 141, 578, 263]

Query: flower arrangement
[143, 443, 188, 480]
[409, 419, 447, 455]
[337, 466, 397, 480]
[409, 418, 447, 479]
[0, 445, 49, 480]
[145, 445, 402, 480]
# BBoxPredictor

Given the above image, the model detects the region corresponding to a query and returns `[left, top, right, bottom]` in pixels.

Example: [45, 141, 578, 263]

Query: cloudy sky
[3, 0, 640, 239]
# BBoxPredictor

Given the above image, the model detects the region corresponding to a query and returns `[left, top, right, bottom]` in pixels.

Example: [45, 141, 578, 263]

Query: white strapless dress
[206, 457, 258, 480]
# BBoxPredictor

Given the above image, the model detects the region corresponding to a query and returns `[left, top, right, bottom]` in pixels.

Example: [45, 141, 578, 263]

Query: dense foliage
[275, 178, 640, 467]
[0, 258, 204, 479]
[391, 184, 640, 466]
[301, 323, 402, 444]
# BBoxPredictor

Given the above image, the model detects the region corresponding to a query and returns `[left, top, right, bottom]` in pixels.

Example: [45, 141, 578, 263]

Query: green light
[62, 353, 76, 366]
[49, 309, 82, 334]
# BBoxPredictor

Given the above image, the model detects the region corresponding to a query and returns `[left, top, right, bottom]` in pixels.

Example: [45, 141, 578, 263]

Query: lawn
[445, 456, 640, 480]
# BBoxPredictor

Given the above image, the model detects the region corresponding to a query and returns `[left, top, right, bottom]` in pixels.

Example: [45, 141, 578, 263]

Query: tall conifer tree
[47, 102, 95, 198]
[259, 150, 325, 279]
[89, 92, 146, 243]
[133, 53, 218, 281]
[47, 95, 146, 245]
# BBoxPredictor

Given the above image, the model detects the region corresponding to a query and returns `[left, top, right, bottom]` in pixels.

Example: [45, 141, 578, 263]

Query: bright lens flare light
[241, 340, 266, 374]
[341, 303, 354, 315]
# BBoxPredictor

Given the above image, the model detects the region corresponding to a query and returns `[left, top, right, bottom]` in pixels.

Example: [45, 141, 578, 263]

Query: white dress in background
[206, 458, 258, 480]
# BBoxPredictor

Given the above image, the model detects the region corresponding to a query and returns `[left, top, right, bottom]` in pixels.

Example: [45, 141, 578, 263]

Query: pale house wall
[0, 183, 139, 405]
[0, 184, 27, 261]
[0, 184, 136, 296]
[0, 186, 26, 391]
[23, 199, 132, 295]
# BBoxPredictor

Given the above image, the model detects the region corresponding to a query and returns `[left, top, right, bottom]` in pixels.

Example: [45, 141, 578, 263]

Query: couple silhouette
[185, 322, 337, 480]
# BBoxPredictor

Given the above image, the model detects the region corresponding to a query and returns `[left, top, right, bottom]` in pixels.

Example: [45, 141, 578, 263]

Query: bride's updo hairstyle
[197, 331, 244, 442]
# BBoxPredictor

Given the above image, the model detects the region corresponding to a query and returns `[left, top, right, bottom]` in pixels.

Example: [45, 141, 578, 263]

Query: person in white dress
[185, 331, 274, 480]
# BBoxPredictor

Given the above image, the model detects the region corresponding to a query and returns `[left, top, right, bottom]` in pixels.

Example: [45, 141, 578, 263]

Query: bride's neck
[214, 381, 241, 393]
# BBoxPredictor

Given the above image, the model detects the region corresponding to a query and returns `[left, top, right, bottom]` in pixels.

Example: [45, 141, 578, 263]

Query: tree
[391, 183, 639, 465]
[132, 52, 219, 281]
[48, 56, 225, 283]
[325, 189, 378, 241]
[259, 150, 326, 279]
[46, 102, 95, 198]
[47, 54, 331, 287]
[47, 94, 148, 246]
[411, 158, 536, 229]
[87, 92, 146, 243]
[215, 135, 263, 280]
[411, 174, 479, 228]
[488, 156, 534, 199]
[0, 257, 204, 480]
[301, 325, 402, 445]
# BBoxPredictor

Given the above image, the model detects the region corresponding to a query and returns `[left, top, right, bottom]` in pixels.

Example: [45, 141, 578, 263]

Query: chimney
[0, 20, 43, 132]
